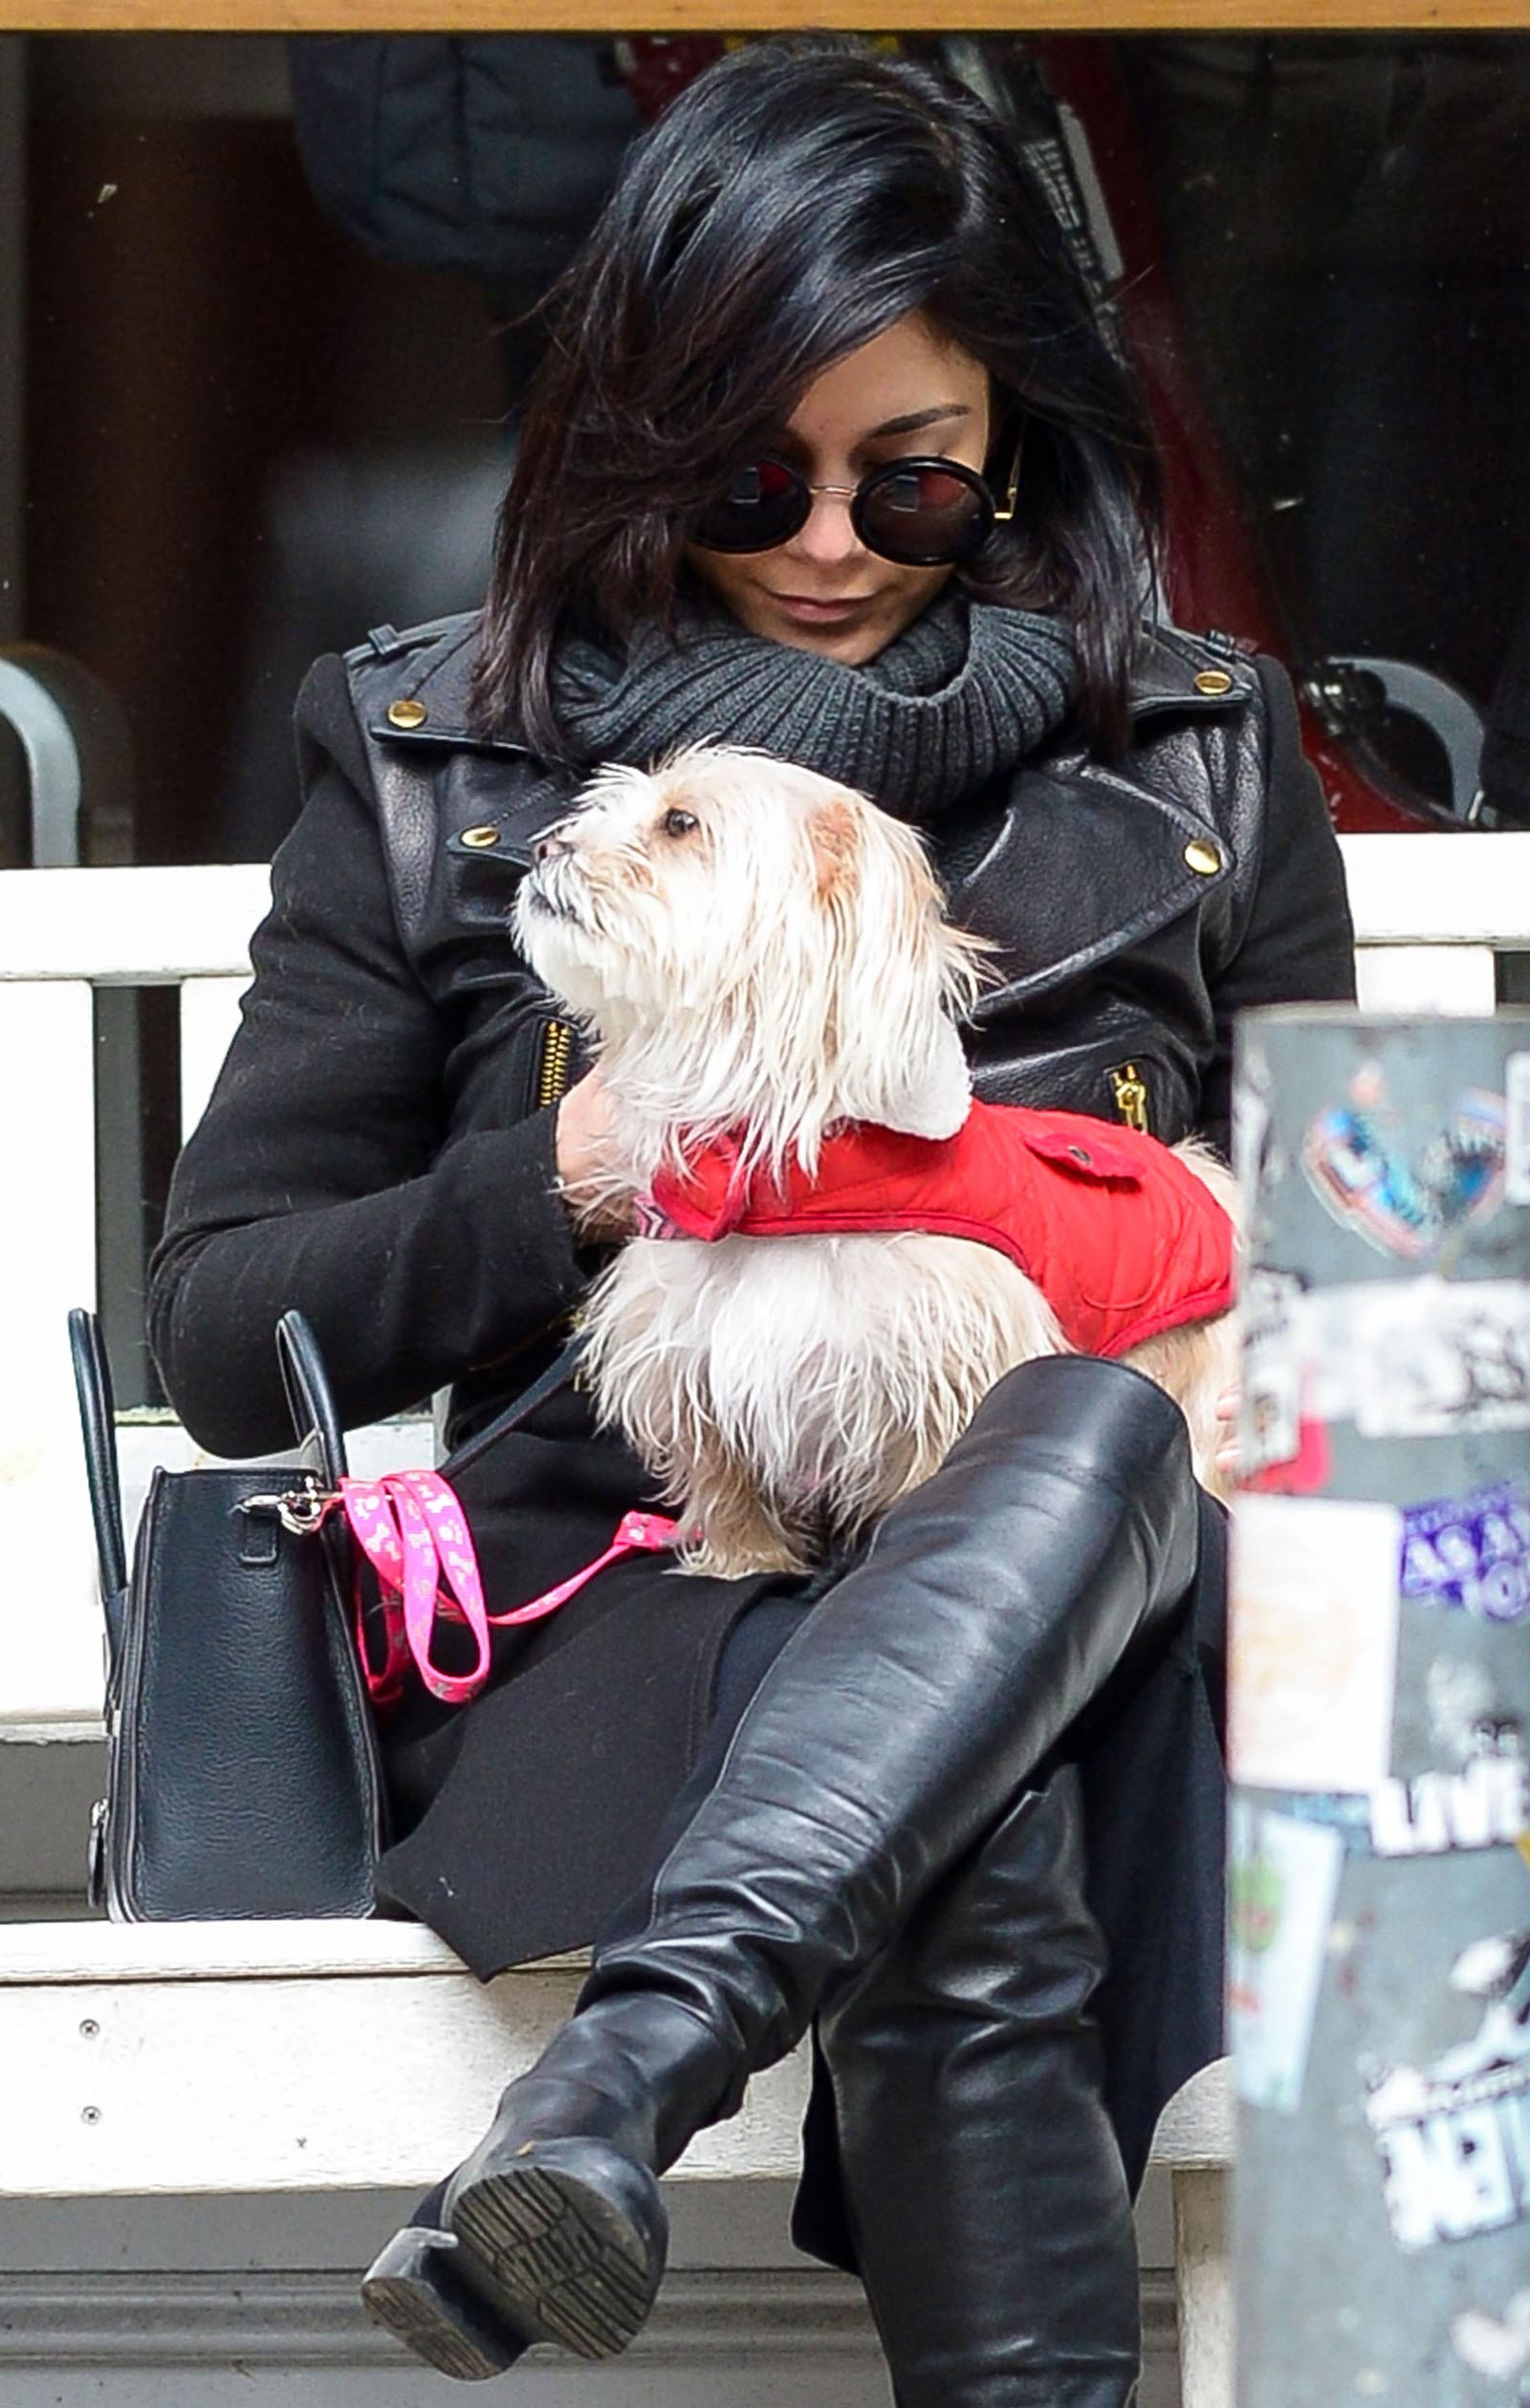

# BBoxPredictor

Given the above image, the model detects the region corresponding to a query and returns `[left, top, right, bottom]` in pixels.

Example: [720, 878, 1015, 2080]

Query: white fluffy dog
[514, 745, 1238, 1577]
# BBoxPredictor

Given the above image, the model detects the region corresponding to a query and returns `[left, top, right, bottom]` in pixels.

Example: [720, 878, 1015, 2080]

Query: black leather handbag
[68, 1307, 388, 1920]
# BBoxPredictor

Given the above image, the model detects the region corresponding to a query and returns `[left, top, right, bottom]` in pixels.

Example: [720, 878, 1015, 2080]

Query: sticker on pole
[1302, 1067, 1506, 1259]
[1231, 1495, 1402, 1791]
[1508, 1053, 1530, 1207]
[1239, 1266, 1300, 1471]
[1229, 1802, 1344, 2113]
[1369, 1721, 1530, 1857]
[1362, 1924, 1530, 2251]
[1454, 2289, 1530, 2394]
[1351, 1280, 1530, 1438]
[1401, 1480, 1530, 1625]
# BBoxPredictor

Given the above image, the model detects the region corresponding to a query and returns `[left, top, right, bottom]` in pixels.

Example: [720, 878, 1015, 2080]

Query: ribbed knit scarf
[549, 592, 1078, 821]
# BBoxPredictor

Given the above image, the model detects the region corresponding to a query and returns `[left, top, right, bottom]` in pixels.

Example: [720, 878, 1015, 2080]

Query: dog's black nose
[532, 821, 574, 865]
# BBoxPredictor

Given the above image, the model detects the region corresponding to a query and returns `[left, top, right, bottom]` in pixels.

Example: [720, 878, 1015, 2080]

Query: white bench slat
[0, 1919, 578, 1985]
[0, 864, 268, 984]
[0, 1937, 807, 2200]
[1355, 941, 1497, 1013]
[1339, 828, 1530, 947]
[0, 1914, 1228, 2202]
[0, 980, 104, 1725]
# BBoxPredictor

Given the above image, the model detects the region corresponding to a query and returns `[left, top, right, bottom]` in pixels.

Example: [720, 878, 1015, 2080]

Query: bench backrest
[3, 836, 1529, 1731]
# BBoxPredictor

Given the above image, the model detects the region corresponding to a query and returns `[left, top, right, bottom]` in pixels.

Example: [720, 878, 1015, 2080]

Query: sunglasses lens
[857, 462, 991, 565]
[690, 457, 806, 554]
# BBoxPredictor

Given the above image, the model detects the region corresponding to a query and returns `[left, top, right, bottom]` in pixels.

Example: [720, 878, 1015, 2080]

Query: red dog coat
[645, 1101, 1234, 1360]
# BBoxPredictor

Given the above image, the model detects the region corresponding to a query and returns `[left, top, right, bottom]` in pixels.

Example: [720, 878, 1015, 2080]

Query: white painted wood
[0, 1917, 568, 1983]
[1149, 2057, 1234, 2168]
[178, 975, 248, 1138]
[1355, 941, 1497, 1014]
[1337, 830, 1530, 948]
[1172, 2167, 1233, 2408]
[0, 982, 104, 1724]
[0, 864, 268, 983]
[0, 1948, 808, 2198]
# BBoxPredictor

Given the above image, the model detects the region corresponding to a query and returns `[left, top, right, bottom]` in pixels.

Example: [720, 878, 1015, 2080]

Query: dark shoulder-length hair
[472, 36, 1162, 756]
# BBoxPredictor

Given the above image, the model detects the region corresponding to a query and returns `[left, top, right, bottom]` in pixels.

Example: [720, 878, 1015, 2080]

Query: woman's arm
[148, 661, 589, 1457]
[1197, 657, 1357, 1158]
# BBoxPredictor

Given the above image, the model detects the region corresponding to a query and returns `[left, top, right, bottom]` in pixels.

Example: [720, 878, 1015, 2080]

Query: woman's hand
[1213, 1383, 1239, 1480]
[555, 1070, 635, 1239]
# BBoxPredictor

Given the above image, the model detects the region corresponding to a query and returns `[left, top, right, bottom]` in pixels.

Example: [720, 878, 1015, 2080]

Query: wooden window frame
[0, 2, 1526, 33]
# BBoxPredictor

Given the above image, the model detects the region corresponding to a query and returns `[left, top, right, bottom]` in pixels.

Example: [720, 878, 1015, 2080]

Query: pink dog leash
[330, 1471, 683, 1709]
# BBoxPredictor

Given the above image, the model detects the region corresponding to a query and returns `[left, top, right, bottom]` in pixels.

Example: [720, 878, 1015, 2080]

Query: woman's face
[686, 311, 993, 667]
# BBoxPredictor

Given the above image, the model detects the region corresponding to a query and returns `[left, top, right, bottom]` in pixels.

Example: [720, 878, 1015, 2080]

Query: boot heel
[361, 2223, 529, 2381]
[448, 2134, 668, 2361]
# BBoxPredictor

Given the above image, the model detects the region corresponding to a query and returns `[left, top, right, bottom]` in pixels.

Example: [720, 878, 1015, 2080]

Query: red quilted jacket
[645, 1101, 1234, 1359]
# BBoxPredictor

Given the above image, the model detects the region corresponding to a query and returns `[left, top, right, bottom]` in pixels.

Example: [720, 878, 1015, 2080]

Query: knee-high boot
[363, 1354, 1199, 2378]
[820, 1765, 1140, 2408]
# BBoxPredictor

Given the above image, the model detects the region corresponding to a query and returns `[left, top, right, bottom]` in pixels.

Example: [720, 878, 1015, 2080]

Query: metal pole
[1231, 1007, 1530, 2408]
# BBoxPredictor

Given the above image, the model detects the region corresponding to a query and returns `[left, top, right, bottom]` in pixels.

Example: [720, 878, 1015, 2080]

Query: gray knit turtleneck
[549, 593, 1078, 821]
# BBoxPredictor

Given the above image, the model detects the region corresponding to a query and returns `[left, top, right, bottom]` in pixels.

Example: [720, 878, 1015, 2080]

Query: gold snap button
[386, 697, 427, 729]
[1185, 839, 1222, 876]
[1193, 668, 1233, 696]
[460, 824, 500, 850]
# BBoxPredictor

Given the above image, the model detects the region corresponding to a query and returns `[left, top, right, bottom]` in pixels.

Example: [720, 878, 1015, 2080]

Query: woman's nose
[784, 488, 865, 569]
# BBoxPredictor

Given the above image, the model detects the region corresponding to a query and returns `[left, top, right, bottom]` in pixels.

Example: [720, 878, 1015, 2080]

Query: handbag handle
[276, 1308, 349, 1484]
[67, 1307, 127, 1603]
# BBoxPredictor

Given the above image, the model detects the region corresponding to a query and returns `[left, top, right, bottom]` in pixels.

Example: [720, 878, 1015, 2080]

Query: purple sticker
[1401, 1482, 1530, 1626]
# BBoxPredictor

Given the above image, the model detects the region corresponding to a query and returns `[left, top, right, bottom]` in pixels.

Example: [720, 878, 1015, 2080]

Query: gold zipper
[536, 1017, 575, 1110]
[1108, 1062, 1150, 1134]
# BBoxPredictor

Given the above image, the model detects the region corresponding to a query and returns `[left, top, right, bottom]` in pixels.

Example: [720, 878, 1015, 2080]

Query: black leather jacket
[150, 609, 1354, 1455]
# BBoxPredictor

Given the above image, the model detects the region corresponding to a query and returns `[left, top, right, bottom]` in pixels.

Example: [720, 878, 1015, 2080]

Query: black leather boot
[364, 1354, 1199, 2377]
[819, 1765, 1142, 2408]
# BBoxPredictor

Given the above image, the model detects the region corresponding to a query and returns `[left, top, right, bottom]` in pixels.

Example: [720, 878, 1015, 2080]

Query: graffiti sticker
[1369, 1723, 1530, 1857]
[1363, 1925, 1530, 2251]
[1229, 1803, 1345, 2112]
[1239, 1266, 1304, 1477]
[1401, 1481, 1530, 1626]
[1231, 1495, 1402, 1791]
[1509, 1053, 1530, 1209]
[1352, 1281, 1530, 1438]
[1454, 2289, 1530, 2399]
[1303, 1068, 1507, 1259]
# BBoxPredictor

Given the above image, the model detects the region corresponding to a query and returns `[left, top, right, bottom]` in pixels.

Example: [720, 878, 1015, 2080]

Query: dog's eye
[661, 809, 699, 840]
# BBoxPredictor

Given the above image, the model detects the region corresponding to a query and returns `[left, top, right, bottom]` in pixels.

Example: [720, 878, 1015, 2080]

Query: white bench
[3, 833, 1529, 2406]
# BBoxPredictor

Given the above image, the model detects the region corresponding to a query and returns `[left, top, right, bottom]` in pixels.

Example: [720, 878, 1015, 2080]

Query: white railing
[3, 837, 1530, 1734]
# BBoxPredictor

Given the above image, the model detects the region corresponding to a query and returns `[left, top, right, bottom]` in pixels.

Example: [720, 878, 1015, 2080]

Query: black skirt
[372, 1398, 1229, 2270]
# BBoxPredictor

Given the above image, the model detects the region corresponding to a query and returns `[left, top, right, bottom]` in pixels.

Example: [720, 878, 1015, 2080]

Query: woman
[149, 37, 1354, 2403]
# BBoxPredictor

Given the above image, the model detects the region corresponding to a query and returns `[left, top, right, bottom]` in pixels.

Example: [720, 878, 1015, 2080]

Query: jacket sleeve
[147, 657, 588, 1456]
[1196, 658, 1357, 1156]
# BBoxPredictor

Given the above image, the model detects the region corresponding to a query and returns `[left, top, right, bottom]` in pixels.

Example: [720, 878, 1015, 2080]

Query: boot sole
[448, 2137, 667, 2361]
[361, 2225, 529, 2381]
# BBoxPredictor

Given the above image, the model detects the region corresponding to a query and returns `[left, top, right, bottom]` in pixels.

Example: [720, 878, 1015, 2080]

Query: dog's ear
[880, 1014, 972, 1140]
[808, 797, 862, 902]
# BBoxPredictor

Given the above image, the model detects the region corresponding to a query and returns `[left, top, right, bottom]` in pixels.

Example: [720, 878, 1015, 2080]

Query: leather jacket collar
[351, 608, 1255, 760]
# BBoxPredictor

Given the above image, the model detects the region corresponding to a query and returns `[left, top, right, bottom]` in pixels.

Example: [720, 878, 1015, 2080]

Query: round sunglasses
[688, 444, 1020, 568]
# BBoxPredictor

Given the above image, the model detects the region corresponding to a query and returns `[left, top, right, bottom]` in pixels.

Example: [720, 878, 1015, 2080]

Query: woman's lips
[766, 591, 878, 625]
